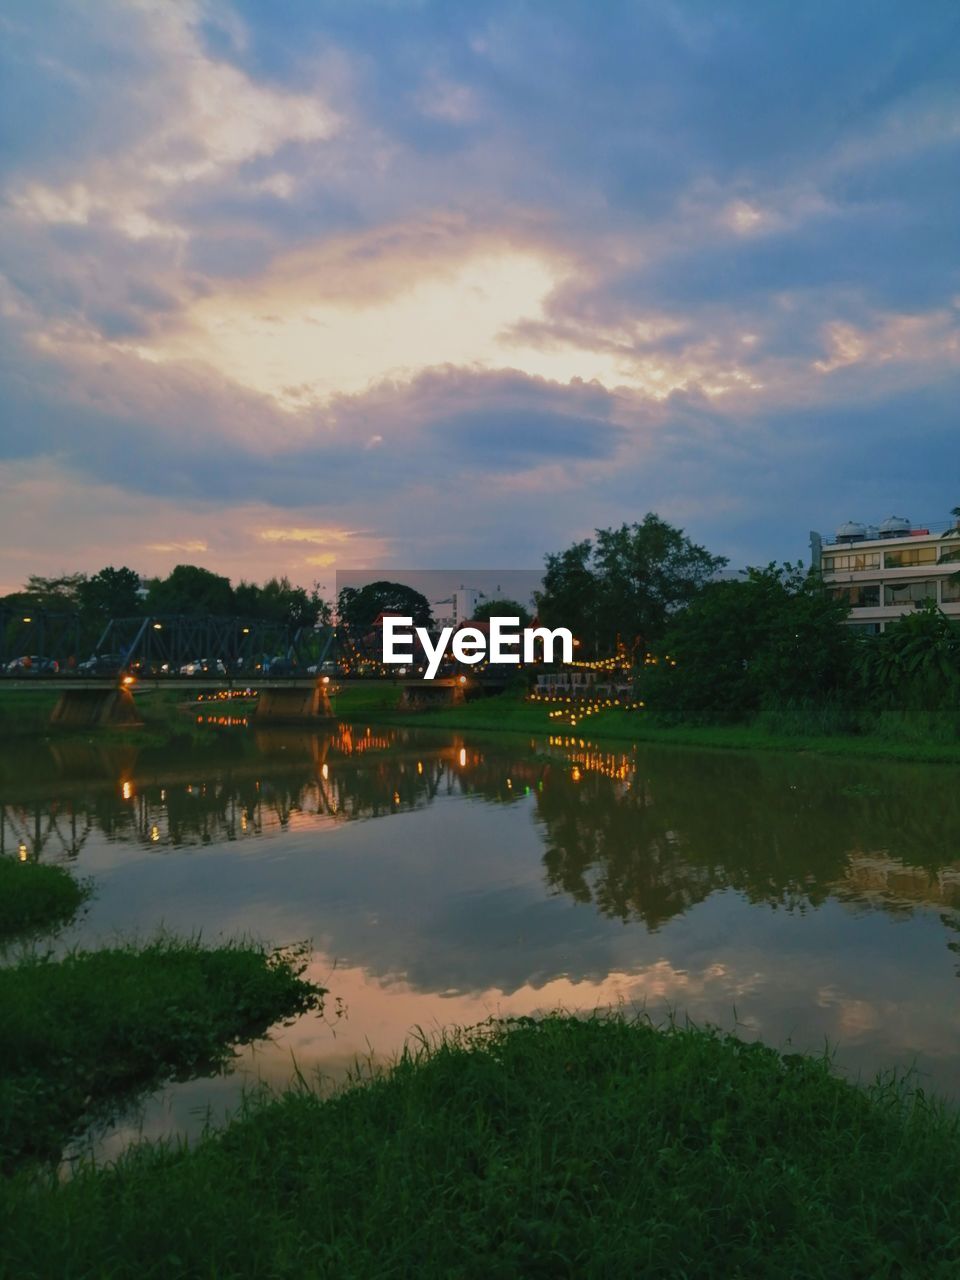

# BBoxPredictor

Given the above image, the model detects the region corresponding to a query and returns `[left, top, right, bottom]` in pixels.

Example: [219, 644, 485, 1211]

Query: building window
[832, 584, 880, 608]
[942, 576, 960, 603]
[883, 580, 938, 605]
[822, 552, 881, 572]
[883, 546, 937, 568]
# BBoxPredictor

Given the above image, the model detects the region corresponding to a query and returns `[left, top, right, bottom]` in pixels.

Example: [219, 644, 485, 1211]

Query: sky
[1, 0, 958, 596]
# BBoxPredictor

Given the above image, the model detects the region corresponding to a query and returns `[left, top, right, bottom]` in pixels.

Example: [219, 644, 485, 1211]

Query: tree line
[4, 506, 958, 722]
[1, 565, 329, 632]
[536, 510, 960, 724]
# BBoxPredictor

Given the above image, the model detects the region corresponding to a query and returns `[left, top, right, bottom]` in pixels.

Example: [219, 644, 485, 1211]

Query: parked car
[179, 658, 227, 676]
[77, 653, 125, 676]
[228, 657, 263, 676]
[306, 660, 337, 675]
[5, 655, 59, 675]
[263, 655, 298, 676]
[130, 659, 170, 676]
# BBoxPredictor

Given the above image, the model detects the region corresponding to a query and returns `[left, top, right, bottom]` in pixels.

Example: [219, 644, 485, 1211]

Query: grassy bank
[3, 682, 957, 764]
[4, 1014, 960, 1277]
[0, 689, 61, 736]
[0, 687, 197, 741]
[0, 857, 90, 941]
[0, 939, 325, 1171]
[332, 686, 960, 764]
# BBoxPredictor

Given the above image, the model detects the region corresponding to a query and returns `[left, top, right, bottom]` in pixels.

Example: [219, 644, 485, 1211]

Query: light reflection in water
[3, 723, 960, 1161]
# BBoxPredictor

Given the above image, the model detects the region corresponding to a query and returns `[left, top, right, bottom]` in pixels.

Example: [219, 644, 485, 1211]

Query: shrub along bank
[0, 857, 91, 941]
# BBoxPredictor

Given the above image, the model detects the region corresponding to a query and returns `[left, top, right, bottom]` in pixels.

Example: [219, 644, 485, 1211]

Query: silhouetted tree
[77, 567, 143, 621]
[537, 515, 725, 656]
[642, 563, 853, 722]
[337, 581, 433, 631]
[144, 565, 234, 616]
[472, 598, 533, 627]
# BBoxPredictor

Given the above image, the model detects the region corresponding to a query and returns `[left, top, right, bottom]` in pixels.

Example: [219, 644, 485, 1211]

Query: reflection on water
[3, 723, 960, 1158]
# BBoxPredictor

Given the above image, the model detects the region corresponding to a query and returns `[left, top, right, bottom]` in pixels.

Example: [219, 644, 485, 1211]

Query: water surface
[3, 722, 959, 1162]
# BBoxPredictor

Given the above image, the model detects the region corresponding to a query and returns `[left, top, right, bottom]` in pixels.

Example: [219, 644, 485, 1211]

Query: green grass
[4, 1014, 960, 1277]
[331, 680, 406, 717]
[0, 689, 60, 735]
[331, 688, 960, 764]
[0, 687, 201, 742]
[0, 939, 326, 1172]
[0, 856, 90, 940]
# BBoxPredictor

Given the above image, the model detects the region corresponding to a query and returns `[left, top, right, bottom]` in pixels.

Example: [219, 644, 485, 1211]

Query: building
[811, 515, 960, 633]
[451, 587, 482, 626]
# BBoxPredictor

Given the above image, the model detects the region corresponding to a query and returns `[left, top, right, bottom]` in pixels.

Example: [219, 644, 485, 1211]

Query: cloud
[0, 458, 391, 595]
[258, 527, 358, 545]
[146, 540, 208, 554]
[3, 0, 339, 241]
[1, 0, 959, 590]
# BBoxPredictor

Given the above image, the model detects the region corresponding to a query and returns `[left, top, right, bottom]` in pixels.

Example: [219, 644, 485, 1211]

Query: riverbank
[0, 687, 203, 742]
[332, 686, 960, 765]
[2, 683, 957, 765]
[5, 1013, 960, 1276]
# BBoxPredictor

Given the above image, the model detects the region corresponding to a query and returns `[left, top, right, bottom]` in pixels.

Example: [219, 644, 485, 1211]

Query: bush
[0, 857, 90, 940]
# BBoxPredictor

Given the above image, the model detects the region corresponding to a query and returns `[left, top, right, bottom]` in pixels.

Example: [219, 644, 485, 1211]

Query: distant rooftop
[816, 515, 959, 547]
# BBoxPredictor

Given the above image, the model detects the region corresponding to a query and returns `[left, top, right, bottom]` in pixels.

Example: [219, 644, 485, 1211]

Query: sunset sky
[1, 0, 958, 594]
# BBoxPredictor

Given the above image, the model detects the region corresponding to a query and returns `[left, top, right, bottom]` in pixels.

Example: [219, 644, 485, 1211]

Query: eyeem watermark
[382, 616, 572, 679]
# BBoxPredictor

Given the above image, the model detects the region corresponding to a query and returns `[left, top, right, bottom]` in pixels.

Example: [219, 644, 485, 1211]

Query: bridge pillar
[255, 681, 333, 723]
[400, 682, 466, 709]
[49, 687, 144, 729]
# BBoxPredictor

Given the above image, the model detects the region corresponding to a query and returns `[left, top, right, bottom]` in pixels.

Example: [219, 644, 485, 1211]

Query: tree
[21, 573, 87, 610]
[77, 567, 143, 621]
[642, 564, 854, 723]
[144, 565, 234, 616]
[853, 602, 960, 711]
[537, 515, 726, 656]
[472, 598, 532, 627]
[234, 576, 327, 629]
[337, 581, 433, 632]
[536, 540, 597, 650]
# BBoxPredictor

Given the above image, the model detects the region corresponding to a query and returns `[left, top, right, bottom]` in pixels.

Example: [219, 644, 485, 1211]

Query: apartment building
[811, 515, 960, 633]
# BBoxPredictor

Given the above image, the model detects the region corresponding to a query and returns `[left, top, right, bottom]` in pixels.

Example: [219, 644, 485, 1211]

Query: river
[3, 721, 959, 1164]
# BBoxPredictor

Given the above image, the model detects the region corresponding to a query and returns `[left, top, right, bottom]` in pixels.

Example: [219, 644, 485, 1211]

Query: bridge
[7, 674, 507, 728]
[0, 609, 513, 726]
[0, 610, 327, 672]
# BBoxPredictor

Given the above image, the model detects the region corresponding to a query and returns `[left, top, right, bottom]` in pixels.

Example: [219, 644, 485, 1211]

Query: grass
[0, 689, 60, 736]
[4, 1014, 960, 1277]
[0, 856, 91, 941]
[0, 687, 192, 741]
[0, 938, 326, 1171]
[330, 686, 960, 765]
[4, 680, 958, 764]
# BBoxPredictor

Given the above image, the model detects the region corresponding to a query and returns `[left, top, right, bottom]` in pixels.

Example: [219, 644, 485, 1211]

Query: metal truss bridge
[0, 611, 334, 676]
[0, 610, 510, 727]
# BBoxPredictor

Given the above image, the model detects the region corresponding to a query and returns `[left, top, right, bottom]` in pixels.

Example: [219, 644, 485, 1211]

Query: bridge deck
[0, 675, 508, 692]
